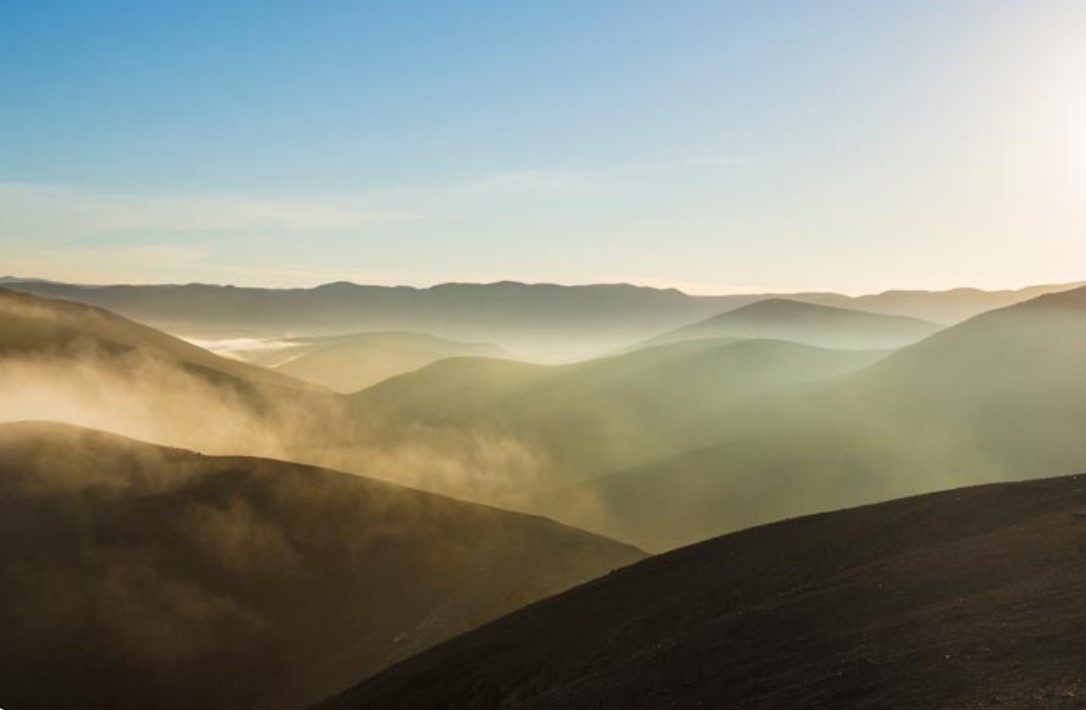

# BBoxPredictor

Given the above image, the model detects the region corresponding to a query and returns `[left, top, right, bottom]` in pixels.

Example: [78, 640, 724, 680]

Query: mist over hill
[0, 286, 356, 464]
[0, 422, 641, 709]
[551, 285, 1086, 550]
[9, 282, 1086, 556]
[6, 0, 1085, 706]
[351, 338, 886, 494]
[270, 331, 513, 393]
[5, 279, 1086, 709]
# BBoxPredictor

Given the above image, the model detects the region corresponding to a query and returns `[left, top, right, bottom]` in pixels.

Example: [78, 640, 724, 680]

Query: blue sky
[2, 0, 1084, 293]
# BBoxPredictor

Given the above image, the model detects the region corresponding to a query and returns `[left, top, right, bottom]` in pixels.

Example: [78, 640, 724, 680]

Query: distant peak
[315, 281, 361, 290]
[731, 298, 833, 313]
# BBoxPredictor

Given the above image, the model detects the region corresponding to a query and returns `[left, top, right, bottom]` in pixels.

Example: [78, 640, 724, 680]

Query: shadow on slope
[327, 472, 1086, 709]
[0, 422, 642, 709]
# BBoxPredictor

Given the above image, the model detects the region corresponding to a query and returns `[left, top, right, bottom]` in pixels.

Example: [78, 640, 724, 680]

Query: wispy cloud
[0, 153, 755, 240]
[0, 183, 422, 238]
[0, 156, 763, 287]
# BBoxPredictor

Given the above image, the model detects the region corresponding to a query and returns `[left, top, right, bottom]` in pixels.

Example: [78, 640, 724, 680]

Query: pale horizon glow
[1, 0, 1084, 294]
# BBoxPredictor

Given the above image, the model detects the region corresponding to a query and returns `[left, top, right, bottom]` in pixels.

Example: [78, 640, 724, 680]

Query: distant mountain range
[4, 278, 1082, 360]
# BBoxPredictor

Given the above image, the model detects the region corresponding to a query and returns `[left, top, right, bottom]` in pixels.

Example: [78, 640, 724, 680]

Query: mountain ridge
[6, 278, 1082, 360]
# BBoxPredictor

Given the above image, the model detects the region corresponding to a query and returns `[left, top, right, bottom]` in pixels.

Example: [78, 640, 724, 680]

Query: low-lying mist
[7, 284, 1086, 555]
[0, 344, 558, 510]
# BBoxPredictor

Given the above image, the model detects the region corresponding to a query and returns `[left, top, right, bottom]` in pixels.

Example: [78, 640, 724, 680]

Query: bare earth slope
[0, 422, 642, 709]
[327, 473, 1086, 709]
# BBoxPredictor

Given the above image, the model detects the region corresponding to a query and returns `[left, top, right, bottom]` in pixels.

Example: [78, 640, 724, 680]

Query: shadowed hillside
[326, 473, 1086, 709]
[0, 422, 642, 709]
[643, 298, 940, 350]
[557, 286, 1086, 550]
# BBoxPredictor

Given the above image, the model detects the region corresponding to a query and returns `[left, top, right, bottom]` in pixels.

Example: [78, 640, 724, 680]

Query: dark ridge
[326, 472, 1086, 709]
[0, 421, 643, 709]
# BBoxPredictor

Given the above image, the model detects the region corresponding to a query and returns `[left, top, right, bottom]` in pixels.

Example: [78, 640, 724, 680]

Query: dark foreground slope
[0, 422, 642, 709]
[328, 474, 1086, 709]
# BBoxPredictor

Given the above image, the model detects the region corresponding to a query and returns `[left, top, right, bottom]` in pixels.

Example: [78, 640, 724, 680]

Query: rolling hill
[326, 473, 1086, 709]
[0, 422, 642, 709]
[0, 286, 314, 392]
[271, 331, 513, 393]
[554, 285, 1086, 550]
[0, 287, 351, 461]
[642, 298, 941, 350]
[349, 338, 886, 501]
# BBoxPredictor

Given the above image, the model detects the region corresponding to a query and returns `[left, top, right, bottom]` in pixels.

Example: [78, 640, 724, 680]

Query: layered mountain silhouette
[6, 278, 1082, 360]
[5, 275, 1086, 710]
[326, 473, 1086, 709]
[350, 338, 885, 498]
[842, 281, 1086, 323]
[0, 422, 642, 709]
[555, 285, 1086, 550]
[642, 298, 940, 349]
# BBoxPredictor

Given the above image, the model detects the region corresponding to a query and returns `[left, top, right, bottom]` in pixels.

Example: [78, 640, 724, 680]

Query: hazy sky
[2, 0, 1084, 294]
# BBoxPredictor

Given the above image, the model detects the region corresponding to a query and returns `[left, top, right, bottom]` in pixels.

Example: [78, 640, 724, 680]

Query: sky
[1, 0, 1084, 295]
